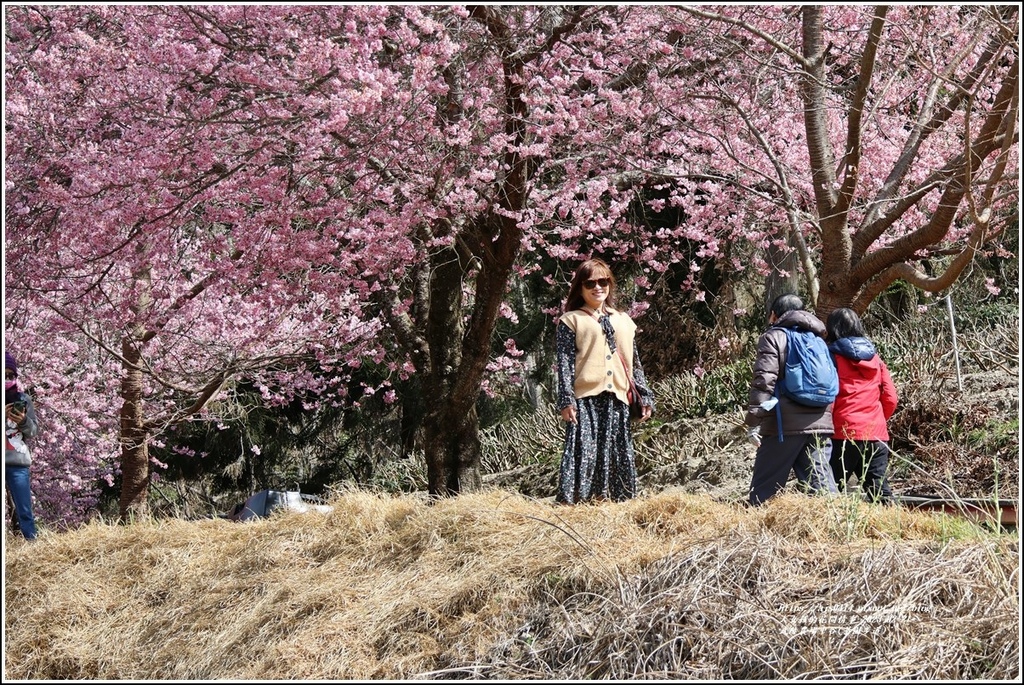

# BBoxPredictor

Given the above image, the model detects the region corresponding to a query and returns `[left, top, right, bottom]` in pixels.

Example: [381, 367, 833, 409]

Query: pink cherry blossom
[4, 5, 1016, 525]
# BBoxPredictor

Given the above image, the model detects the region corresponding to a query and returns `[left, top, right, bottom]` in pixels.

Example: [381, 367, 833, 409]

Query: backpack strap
[774, 328, 791, 443]
[774, 379, 784, 443]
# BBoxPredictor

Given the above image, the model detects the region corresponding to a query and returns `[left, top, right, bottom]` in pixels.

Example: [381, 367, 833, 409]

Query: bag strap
[775, 381, 784, 443]
[616, 348, 637, 394]
[774, 328, 791, 443]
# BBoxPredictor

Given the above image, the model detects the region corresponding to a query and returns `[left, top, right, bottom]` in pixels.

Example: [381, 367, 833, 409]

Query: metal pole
[945, 294, 963, 393]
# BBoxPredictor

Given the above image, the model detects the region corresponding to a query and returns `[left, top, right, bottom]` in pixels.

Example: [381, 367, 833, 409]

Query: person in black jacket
[744, 294, 838, 506]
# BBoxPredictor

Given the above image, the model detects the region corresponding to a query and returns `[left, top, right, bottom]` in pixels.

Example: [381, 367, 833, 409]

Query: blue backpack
[773, 327, 838, 441]
[775, 327, 838, 406]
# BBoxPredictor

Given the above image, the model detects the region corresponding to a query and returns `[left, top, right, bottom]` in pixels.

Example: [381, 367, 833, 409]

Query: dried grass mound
[4, 489, 1018, 680]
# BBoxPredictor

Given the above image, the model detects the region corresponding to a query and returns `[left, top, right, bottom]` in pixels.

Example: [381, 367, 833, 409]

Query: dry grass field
[3, 488, 1018, 680]
[5, 299, 1019, 680]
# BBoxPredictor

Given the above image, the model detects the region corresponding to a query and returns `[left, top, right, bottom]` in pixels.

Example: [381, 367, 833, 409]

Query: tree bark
[763, 236, 800, 318]
[419, 7, 540, 496]
[423, 403, 483, 497]
[797, 7, 1018, 320]
[118, 335, 150, 521]
[421, 243, 474, 496]
[118, 266, 154, 521]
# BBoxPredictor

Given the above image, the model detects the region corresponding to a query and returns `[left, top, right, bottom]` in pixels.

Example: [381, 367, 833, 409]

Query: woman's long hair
[563, 258, 617, 313]
[826, 307, 867, 342]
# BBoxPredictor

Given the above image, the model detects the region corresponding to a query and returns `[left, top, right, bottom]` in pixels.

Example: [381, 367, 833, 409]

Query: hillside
[3, 490, 1018, 680]
[5, 289, 1019, 680]
[482, 365, 1020, 508]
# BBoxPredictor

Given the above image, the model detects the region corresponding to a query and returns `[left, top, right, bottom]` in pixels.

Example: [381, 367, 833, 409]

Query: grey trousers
[748, 433, 837, 506]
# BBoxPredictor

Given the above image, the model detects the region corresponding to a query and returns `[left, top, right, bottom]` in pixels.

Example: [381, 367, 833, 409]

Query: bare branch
[677, 5, 808, 68]
[835, 7, 887, 219]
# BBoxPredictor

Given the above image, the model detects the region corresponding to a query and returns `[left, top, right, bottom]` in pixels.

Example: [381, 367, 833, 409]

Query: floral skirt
[556, 392, 637, 504]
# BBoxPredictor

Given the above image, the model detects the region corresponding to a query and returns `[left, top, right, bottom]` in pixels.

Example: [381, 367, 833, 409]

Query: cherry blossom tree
[5, 5, 665, 516]
[4, 5, 1017, 526]
[5, 5, 417, 519]
[663, 5, 1019, 315]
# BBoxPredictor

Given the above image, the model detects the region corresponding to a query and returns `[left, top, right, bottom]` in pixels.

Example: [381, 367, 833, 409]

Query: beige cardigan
[559, 308, 637, 405]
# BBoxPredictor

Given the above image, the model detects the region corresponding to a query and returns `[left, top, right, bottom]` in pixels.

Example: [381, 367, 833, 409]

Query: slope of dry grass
[4, 489, 1018, 680]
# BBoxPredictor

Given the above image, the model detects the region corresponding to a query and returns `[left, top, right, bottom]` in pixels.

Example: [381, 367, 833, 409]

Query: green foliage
[355, 453, 428, 494]
[650, 359, 754, 420]
[480, 404, 565, 473]
[869, 279, 923, 324]
[967, 418, 1019, 453]
[477, 390, 541, 432]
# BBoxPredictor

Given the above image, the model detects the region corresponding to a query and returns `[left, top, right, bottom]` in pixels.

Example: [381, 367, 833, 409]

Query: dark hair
[826, 307, 866, 342]
[564, 258, 617, 313]
[770, 293, 803, 318]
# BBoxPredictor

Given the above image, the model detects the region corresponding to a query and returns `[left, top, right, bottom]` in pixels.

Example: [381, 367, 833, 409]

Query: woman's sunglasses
[583, 278, 611, 290]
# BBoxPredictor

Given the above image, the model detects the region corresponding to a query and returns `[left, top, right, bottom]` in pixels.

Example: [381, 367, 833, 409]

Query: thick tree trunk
[420, 9, 532, 496]
[419, 7, 568, 495]
[119, 269, 153, 521]
[418, 217, 522, 496]
[423, 403, 483, 497]
[420, 245, 486, 496]
[118, 337, 150, 521]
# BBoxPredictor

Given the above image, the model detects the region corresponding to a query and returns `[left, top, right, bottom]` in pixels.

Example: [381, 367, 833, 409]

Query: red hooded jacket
[829, 336, 898, 441]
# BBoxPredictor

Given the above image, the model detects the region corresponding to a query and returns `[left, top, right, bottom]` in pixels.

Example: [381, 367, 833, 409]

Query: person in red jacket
[825, 308, 899, 503]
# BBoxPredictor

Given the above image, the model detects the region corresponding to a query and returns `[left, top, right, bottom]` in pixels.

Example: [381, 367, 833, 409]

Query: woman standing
[826, 308, 899, 504]
[554, 259, 654, 504]
[6, 351, 40, 540]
